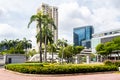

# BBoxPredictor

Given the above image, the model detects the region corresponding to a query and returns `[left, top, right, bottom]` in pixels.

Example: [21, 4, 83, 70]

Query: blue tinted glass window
[73, 26, 93, 48]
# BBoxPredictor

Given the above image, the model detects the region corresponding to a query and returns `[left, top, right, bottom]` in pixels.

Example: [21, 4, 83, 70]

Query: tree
[27, 49, 37, 59]
[57, 38, 68, 63]
[104, 42, 114, 56]
[28, 11, 44, 62]
[11, 39, 20, 53]
[96, 43, 105, 52]
[96, 38, 120, 60]
[28, 11, 56, 62]
[74, 46, 84, 55]
[0, 38, 32, 55]
[42, 14, 56, 62]
[22, 38, 32, 53]
[111, 37, 120, 59]
[64, 45, 74, 63]
[57, 39, 68, 47]
[96, 43, 106, 61]
[58, 45, 82, 63]
[96, 43, 110, 60]
[48, 43, 57, 63]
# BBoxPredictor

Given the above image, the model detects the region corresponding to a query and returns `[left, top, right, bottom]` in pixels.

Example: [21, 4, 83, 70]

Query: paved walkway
[0, 68, 120, 80]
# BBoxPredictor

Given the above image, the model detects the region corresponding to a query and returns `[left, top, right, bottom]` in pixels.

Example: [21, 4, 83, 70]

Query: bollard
[118, 67, 120, 71]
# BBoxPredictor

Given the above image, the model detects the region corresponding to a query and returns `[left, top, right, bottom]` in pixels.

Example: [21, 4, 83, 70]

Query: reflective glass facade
[91, 38, 101, 53]
[73, 26, 94, 48]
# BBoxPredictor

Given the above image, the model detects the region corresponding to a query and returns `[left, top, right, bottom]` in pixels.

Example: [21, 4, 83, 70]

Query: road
[0, 68, 120, 80]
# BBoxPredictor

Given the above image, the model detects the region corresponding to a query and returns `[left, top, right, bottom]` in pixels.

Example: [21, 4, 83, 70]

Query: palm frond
[27, 15, 38, 28]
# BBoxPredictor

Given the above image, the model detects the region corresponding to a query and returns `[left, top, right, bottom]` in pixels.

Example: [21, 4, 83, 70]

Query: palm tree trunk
[117, 52, 119, 60]
[52, 52, 54, 63]
[115, 53, 117, 60]
[61, 48, 64, 64]
[39, 22, 42, 63]
[44, 35, 47, 62]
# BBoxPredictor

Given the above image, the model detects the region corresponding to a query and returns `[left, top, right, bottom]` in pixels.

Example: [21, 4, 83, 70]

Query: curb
[3, 68, 116, 77]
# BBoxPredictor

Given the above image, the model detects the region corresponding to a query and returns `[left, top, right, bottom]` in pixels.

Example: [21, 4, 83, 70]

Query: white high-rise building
[36, 3, 58, 52]
[37, 3, 58, 42]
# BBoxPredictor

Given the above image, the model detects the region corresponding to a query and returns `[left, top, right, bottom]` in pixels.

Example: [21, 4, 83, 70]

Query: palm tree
[3, 39, 9, 50]
[28, 11, 51, 62]
[22, 38, 32, 59]
[48, 43, 57, 63]
[42, 14, 56, 62]
[28, 11, 43, 62]
[57, 38, 68, 63]
[22, 37, 32, 51]
[8, 40, 13, 49]
[16, 41, 24, 53]
[0, 41, 5, 51]
[33, 14, 56, 62]
[36, 28, 54, 62]
[12, 39, 19, 54]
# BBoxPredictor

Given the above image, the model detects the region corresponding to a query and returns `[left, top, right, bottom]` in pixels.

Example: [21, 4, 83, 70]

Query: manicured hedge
[25, 61, 40, 63]
[104, 60, 120, 67]
[5, 63, 118, 74]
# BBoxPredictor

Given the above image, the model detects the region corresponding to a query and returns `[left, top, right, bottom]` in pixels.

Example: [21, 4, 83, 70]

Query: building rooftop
[73, 25, 93, 30]
[93, 28, 120, 38]
[92, 32, 120, 39]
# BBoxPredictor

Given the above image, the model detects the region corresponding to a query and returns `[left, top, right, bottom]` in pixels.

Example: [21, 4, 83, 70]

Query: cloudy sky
[0, 0, 120, 46]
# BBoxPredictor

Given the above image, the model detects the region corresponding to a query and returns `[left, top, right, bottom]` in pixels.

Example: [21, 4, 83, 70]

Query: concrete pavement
[0, 68, 120, 80]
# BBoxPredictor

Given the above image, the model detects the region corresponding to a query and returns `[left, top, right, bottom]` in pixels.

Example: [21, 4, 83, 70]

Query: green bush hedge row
[25, 61, 40, 63]
[25, 61, 57, 63]
[104, 60, 120, 67]
[5, 63, 118, 74]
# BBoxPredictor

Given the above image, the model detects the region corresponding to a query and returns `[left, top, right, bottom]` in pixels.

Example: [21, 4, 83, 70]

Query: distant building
[37, 3, 58, 43]
[73, 26, 94, 48]
[91, 29, 120, 53]
[4, 54, 26, 64]
[36, 3, 58, 52]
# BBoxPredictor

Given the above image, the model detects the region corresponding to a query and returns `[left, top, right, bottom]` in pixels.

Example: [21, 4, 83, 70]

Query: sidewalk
[0, 68, 120, 80]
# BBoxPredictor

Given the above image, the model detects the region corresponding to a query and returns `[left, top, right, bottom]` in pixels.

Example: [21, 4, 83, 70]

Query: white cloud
[58, 1, 120, 44]
[79, 6, 91, 18]
[0, 24, 19, 39]
[0, 0, 120, 46]
[58, 2, 92, 43]
[91, 7, 120, 33]
[0, 23, 36, 46]
[0, 7, 7, 17]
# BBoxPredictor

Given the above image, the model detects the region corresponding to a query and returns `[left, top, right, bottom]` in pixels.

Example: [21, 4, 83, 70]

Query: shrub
[114, 61, 120, 67]
[104, 60, 120, 67]
[104, 60, 113, 66]
[25, 61, 50, 65]
[25, 61, 40, 63]
[5, 63, 118, 74]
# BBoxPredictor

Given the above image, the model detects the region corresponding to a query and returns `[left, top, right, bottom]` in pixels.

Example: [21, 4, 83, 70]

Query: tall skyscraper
[36, 3, 58, 51]
[73, 26, 94, 48]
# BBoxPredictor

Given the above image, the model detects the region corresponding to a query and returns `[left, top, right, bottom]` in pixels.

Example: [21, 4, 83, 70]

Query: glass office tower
[73, 26, 94, 48]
